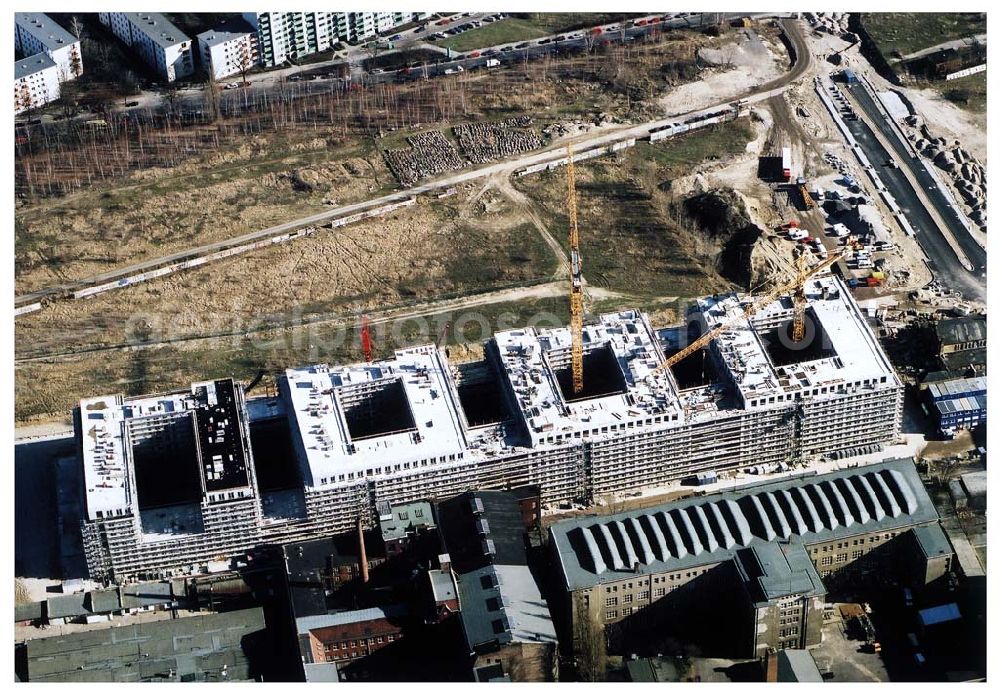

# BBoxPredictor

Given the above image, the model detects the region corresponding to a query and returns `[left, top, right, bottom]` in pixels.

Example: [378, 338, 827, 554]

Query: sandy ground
[660, 29, 786, 117]
[896, 84, 986, 164]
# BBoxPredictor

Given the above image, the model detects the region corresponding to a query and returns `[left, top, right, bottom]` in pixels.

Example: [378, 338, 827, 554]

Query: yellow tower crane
[566, 145, 585, 395]
[791, 253, 808, 343]
[649, 251, 845, 377]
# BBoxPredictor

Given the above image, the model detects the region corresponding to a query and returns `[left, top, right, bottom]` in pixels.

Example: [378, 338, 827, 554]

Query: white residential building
[243, 12, 424, 67]
[14, 12, 83, 81]
[197, 23, 258, 81]
[76, 275, 904, 581]
[98, 12, 194, 82]
[15, 53, 61, 114]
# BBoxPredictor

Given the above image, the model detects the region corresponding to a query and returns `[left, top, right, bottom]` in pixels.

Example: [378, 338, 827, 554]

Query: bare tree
[69, 15, 85, 40]
[204, 71, 221, 122]
[573, 601, 607, 681]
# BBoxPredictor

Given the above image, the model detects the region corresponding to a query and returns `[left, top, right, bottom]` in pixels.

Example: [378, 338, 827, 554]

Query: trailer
[781, 147, 792, 181]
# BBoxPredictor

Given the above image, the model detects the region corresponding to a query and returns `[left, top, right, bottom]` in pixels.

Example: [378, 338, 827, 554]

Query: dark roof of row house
[283, 531, 387, 618]
[550, 459, 938, 591]
[435, 490, 529, 574]
[936, 315, 986, 346]
[25, 607, 267, 682]
[45, 593, 89, 619]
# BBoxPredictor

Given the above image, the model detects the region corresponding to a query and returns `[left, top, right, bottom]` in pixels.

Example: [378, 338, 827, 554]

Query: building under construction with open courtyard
[76, 273, 904, 581]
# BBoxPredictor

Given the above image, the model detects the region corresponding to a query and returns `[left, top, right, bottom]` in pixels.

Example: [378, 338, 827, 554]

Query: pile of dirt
[682, 188, 767, 288]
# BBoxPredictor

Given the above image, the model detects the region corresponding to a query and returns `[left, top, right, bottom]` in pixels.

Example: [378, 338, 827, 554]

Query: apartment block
[197, 21, 257, 81]
[76, 274, 904, 581]
[242, 12, 423, 67]
[14, 13, 83, 81]
[98, 12, 194, 82]
[15, 54, 61, 114]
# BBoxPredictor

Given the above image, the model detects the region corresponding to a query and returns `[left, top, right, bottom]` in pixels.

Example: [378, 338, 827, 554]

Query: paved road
[16, 17, 807, 307]
[843, 82, 985, 302]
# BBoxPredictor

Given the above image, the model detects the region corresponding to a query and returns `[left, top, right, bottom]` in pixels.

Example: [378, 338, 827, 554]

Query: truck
[485, 58, 500, 68]
[781, 147, 792, 181]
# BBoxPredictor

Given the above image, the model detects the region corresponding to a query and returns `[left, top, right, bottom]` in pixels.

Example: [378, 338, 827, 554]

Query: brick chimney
[357, 517, 369, 584]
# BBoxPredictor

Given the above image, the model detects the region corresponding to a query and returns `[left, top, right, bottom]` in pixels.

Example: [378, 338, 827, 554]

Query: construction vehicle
[797, 177, 815, 209]
[566, 145, 585, 395]
[781, 147, 792, 181]
[649, 251, 845, 377]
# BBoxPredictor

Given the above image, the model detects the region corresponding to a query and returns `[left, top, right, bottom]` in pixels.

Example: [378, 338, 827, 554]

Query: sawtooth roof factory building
[77, 275, 904, 581]
[548, 459, 951, 659]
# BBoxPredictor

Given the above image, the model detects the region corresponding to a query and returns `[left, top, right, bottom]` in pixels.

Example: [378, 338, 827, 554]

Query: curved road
[16, 18, 809, 308]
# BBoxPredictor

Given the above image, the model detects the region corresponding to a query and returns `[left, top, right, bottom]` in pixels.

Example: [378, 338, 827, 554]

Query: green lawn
[439, 13, 639, 52]
[860, 13, 986, 60]
[630, 120, 756, 178]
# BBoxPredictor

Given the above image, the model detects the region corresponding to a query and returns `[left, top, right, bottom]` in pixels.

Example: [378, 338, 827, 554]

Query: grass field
[515, 119, 756, 299]
[860, 13, 986, 60]
[439, 13, 638, 52]
[937, 70, 987, 113]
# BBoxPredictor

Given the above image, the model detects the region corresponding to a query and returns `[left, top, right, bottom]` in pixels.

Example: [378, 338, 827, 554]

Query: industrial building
[548, 459, 949, 659]
[436, 488, 558, 681]
[242, 12, 425, 67]
[76, 275, 903, 581]
[98, 12, 194, 82]
[923, 376, 986, 437]
[14, 13, 82, 82]
[935, 315, 986, 374]
[21, 607, 268, 682]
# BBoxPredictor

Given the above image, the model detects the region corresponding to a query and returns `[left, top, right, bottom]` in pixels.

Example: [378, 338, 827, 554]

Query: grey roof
[941, 347, 986, 371]
[25, 607, 266, 682]
[46, 593, 89, 619]
[927, 376, 986, 401]
[15, 13, 77, 51]
[196, 20, 254, 48]
[734, 541, 826, 605]
[456, 564, 557, 650]
[960, 471, 986, 498]
[626, 656, 682, 682]
[124, 12, 191, 49]
[121, 581, 173, 608]
[911, 523, 952, 560]
[935, 394, 986, 417]
[429, 568, 458, 605]
[15, 602, 44, 623]
[296, 604, 408, 635]
[15, 52, 57, 80]
[550, 459, 938, 591]
[777, 649, 823, 682]
[379, 499, 436, 542]
[303, 662, 341, 682]
[937, 315, 986, 346]
[87, 588, 122, 614]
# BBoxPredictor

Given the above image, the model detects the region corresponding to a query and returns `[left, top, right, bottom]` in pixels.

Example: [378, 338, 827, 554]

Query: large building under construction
[78, 274, 903, 580]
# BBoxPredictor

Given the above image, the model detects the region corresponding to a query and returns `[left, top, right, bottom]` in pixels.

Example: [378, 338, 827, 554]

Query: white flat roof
[701, 274, 899, 405]
[493, 310, 683, 446]
[284, 346, 472, 486]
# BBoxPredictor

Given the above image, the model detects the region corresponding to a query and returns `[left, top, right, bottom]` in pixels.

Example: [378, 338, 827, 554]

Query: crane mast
[566, 145, 585, 395]
[791, 253, 808, 343]
[360, 314, 373, 363]
[651, 251, 845, 376]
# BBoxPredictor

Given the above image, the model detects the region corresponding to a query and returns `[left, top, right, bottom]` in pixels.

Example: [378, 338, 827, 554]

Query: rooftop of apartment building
[15, 13, 77, 51]
[123, 12, 191, 48]
[378, 500, 436, 542]
[696, 275, 900, 407]
[77, 378, 251, 520]
[549, 459, 938, 591]
[196, 18, 255, 48]
[15, 52, 57, 80]
[79, 276, 900, 517]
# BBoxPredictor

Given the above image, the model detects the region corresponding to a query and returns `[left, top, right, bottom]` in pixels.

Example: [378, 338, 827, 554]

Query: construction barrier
[72, 198, 416, 301]
[14, 302, 41, 316]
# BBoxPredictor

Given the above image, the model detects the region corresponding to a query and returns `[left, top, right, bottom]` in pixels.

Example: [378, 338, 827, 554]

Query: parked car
[390, 34, 402, 41]
[515, 42, 530, 49]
